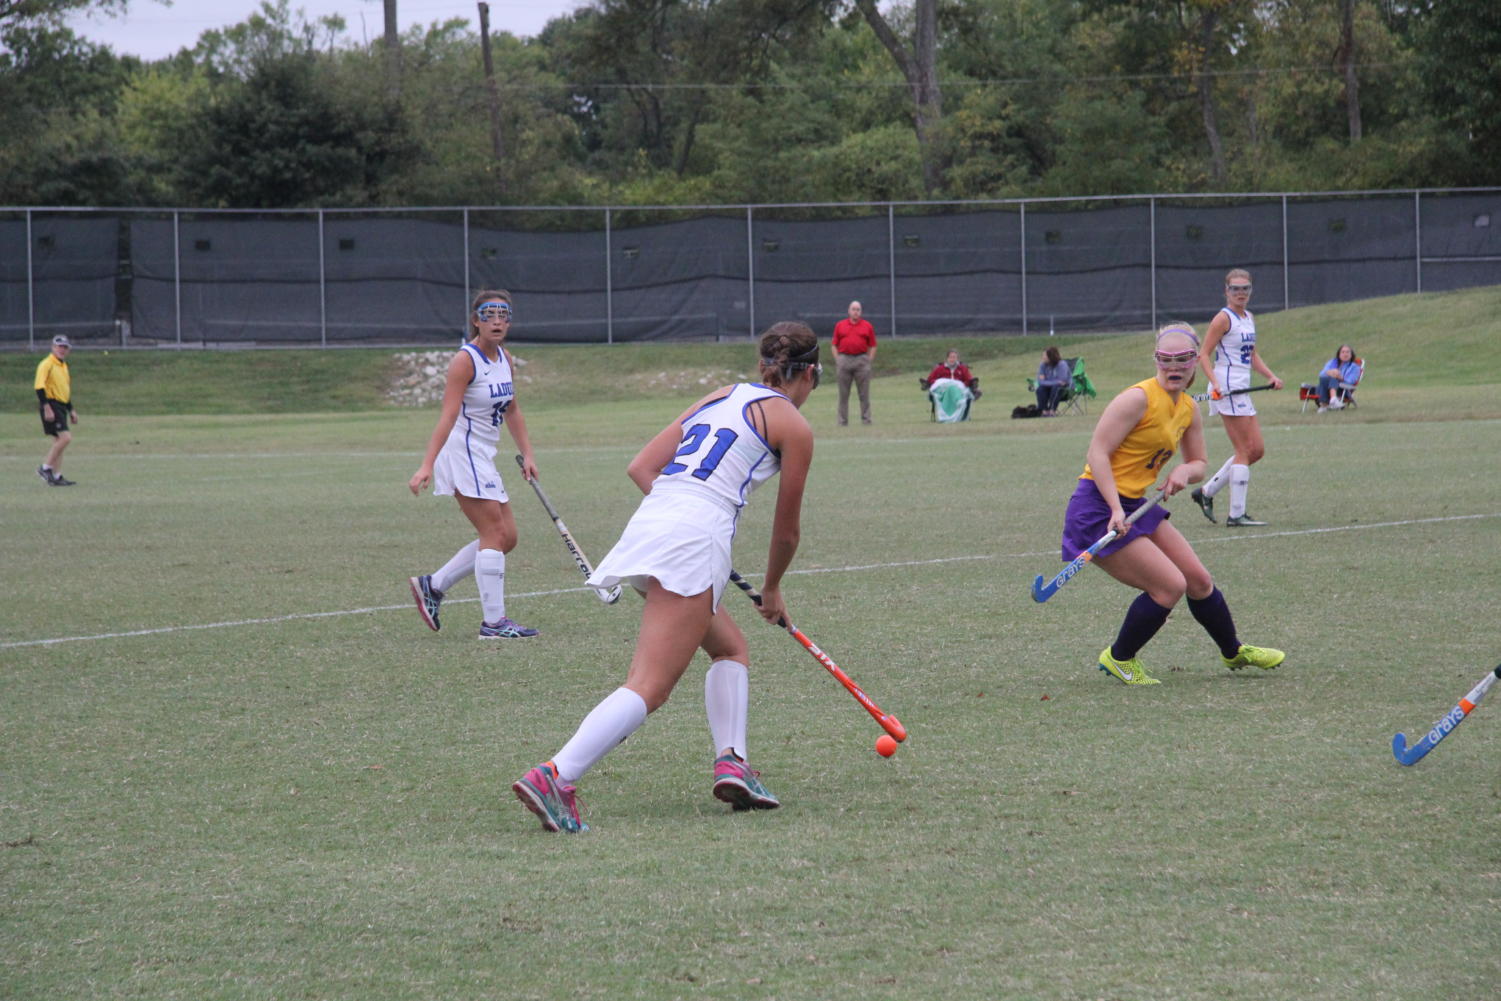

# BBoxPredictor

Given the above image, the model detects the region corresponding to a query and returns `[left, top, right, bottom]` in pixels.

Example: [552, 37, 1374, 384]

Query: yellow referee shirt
[1081, 377, 1195, 498]
[35, 353, 71, 404]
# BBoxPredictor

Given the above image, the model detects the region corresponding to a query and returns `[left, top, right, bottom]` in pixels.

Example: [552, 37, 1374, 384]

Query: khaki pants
[836, 353, 872, 424]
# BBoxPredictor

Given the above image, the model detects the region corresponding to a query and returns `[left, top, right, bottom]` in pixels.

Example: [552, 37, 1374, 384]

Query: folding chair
[1332, 357, 1365, 410]
[922, 377, 974, 423]
[1051, 358, 1097, 416]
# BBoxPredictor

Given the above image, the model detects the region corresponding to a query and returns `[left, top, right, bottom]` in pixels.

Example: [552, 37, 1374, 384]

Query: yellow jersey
[1081, 377, 1195, 498]
[35, 353, 71, 404]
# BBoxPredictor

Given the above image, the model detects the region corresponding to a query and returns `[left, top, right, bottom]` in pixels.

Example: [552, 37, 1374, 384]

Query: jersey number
[490, 400, 510, 427]
[662, 423, 738, 481]
[1144, 448, 1173, 471]
[1240, 344, 1253, 364]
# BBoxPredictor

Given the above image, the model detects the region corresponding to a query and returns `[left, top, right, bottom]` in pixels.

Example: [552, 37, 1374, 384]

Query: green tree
[1417, 0, 1501, 183]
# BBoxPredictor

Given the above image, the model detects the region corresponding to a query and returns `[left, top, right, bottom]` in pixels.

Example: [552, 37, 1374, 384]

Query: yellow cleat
[1223, 643, 1285, 671]
[1098, 647, 1162, 686]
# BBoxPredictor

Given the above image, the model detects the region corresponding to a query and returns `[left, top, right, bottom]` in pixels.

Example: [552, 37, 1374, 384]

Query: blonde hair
[1155, 321, 1199, 348]
[1224, 268, 1251, 285]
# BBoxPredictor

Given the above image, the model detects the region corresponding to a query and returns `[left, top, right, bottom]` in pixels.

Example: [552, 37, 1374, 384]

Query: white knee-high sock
[475, 548, 506, 623]
[1202, 456, 1236, 499]
[552, 687, 649, 783]
[432, 540, 480, 594]
[1228, 464, 1251, 518]
[705, 659, 749, 760]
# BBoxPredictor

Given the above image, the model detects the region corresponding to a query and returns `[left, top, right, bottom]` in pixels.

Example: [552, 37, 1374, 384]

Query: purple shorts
[1060, 479, 1171, 561]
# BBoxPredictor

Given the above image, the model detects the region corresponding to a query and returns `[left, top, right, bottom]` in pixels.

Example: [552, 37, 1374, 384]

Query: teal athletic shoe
[712, 754, 781, 811]
[479, 617, 539, 638]
[1225, 514, 1268, 527]
[1190, 487, 1216, 523]
[1098, 647, 1162, 686]
[1223, 644, 1285, 671]
[512, 763, 587, 833]
[408, 574, 442, 631]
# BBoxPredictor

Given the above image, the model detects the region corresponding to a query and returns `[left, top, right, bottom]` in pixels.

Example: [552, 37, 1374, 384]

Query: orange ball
[875, 734, 898, 757]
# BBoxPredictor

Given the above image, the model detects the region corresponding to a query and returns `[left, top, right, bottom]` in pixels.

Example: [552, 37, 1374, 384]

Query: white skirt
[588, 489, 736, 609]
[432, 429, 509, 502]
[1208, 392, 1258, 418]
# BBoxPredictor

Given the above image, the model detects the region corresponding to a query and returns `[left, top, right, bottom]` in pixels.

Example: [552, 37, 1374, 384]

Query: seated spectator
[1035, 346, 1070, 416]
[923, 350, 979, 396]
[1316, 344, 1360, 412]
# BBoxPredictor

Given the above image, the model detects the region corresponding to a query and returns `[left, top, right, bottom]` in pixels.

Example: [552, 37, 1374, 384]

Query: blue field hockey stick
[1032, 490, 1167, 604]
[1393, 663, 1501, 765]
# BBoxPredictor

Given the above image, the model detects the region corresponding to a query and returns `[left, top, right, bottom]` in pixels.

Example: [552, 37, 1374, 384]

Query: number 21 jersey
[649, 383, 785, 512]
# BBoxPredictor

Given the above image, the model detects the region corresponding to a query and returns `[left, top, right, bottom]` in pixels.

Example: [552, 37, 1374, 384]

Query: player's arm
[1198, 313, 1229, 397]
[1164, 408, 1208, 495]
[408, 351, 474, 495]
[1085, 387, 1147, 534]
[1249, 346, 1283, 389]
[626, 387, 734, 494]
[35, 360, 54, 420]
[757, 398, 814, 627]
[502, 347, 538, 480]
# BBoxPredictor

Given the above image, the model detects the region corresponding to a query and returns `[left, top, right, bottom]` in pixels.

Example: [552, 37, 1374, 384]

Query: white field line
[4, 511, 1496, 651]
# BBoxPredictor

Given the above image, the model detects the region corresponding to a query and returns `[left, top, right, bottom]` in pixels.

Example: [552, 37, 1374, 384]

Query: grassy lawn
[2, 287, 1499, 1000]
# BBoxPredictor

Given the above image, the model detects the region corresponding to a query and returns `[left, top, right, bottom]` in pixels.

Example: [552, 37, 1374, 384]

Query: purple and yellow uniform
[1061, 377, 1196, 560]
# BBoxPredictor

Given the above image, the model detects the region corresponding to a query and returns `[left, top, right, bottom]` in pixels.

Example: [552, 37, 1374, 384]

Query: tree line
[1, 0, 1496, 210]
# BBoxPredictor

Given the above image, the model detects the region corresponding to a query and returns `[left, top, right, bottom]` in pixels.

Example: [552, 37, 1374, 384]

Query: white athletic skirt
[432, 429, 508, 502]
[1208, 392, 1258, 418]
[588, 489, 736, 609]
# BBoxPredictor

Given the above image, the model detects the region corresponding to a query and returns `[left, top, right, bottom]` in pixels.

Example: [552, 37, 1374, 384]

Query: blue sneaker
[512, 763, 587, 833]
[712, 754, 780, 811]
[479, 617, 539, 639]
[408, 575, 442, 631]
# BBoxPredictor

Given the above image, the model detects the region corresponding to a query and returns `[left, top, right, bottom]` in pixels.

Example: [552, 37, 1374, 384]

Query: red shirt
[832, 317, 877, 355]
[926, 362, 973, 385]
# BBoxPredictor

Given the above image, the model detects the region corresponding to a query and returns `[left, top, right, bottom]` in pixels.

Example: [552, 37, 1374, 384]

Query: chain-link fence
[2, 189, 1498, 349]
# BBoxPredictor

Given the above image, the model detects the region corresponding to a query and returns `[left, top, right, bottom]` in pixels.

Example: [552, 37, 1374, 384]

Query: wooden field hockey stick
[1393, 663, 1501, 765]
[514, 456, 621, 605]
[1032, 489, 1167, 603]
[727, 570, 907, 742]
[1191, 383, 1276, 403]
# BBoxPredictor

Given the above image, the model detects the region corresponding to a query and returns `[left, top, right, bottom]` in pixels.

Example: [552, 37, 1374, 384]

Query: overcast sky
[66, 0, 589, 60]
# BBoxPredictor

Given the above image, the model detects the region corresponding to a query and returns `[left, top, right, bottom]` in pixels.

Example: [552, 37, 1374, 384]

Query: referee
[35, 334, 78, 486]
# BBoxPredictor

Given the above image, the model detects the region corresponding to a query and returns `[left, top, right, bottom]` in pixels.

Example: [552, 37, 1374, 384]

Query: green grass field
[3, 289, 1500, 1000]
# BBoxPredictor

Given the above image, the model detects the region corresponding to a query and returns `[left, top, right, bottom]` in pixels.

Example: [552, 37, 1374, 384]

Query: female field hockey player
[1190, 268, 1284, 527]
[512, 322, 820, 833]
[407, 289, 540, 639]
[1063, 322, 1284, 686]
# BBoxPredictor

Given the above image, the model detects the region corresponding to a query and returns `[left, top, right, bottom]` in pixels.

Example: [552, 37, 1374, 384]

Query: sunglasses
[474, 302, 513, 322]
[1226, 284, 1252, 293]
[1154, 350, 1197, 367]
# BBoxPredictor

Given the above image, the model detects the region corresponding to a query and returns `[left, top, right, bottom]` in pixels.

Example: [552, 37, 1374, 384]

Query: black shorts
[40, 400, 71, 436]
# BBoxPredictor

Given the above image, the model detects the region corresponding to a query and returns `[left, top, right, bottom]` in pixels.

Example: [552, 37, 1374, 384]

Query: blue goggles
[474, 301, 513, 322]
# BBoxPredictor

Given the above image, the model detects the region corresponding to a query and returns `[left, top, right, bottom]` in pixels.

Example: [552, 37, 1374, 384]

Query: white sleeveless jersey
[450, 342, 514, 444]
[649, 383, 786, 512]
[1211, 307, 1256, 391]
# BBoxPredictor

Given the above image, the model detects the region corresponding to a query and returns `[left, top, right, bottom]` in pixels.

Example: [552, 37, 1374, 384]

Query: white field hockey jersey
[1211, 307, 1256, 390]
[649, 383, 786, 511]
[451, 342, 514, 444]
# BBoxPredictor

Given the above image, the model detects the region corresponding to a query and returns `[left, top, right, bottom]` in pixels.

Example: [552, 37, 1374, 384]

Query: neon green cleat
[1098, 647, 1161, 686]
[1223, 643, 1285, 671]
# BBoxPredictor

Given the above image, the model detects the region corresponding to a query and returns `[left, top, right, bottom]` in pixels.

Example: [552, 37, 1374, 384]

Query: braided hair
[758, 321, 819, 389]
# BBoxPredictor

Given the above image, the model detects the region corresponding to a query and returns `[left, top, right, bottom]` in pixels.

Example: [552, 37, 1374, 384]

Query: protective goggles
[474, 301, 513, 322]
[1226, 284, 1252, 293]
[1153, 350, 1198, 367]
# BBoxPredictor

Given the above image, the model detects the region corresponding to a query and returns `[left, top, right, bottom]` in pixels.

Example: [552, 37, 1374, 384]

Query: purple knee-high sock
[1110, 593, 1174, 660]
[1187, 587, 1240, 659]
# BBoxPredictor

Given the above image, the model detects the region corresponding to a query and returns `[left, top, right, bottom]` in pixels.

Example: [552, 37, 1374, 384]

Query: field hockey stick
[1190, 384, 1276, 403]
[1392, 663, 1501, 765]
[1032, 489, 1167, 603]
[727, 569, 907, 742]
[514, 455, 621, 605]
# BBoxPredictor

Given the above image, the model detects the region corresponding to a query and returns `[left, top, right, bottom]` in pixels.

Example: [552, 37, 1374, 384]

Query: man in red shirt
[832, 300, 877, 425]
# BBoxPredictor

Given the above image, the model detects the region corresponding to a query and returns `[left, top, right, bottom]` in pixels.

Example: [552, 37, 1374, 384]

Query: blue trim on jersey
[741, 399, 776, 454]
[465, 422, 482, 494]
[737, 452, 768, 507]
[460, 342, 486, 384]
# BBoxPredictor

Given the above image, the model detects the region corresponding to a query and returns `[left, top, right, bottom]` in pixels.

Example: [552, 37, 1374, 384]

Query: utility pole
[383, 0, 401, 99]
[477, 2, 506, 178]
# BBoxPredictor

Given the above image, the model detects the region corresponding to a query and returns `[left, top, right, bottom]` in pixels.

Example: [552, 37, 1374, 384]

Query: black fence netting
[2, 190, 1497, 349]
